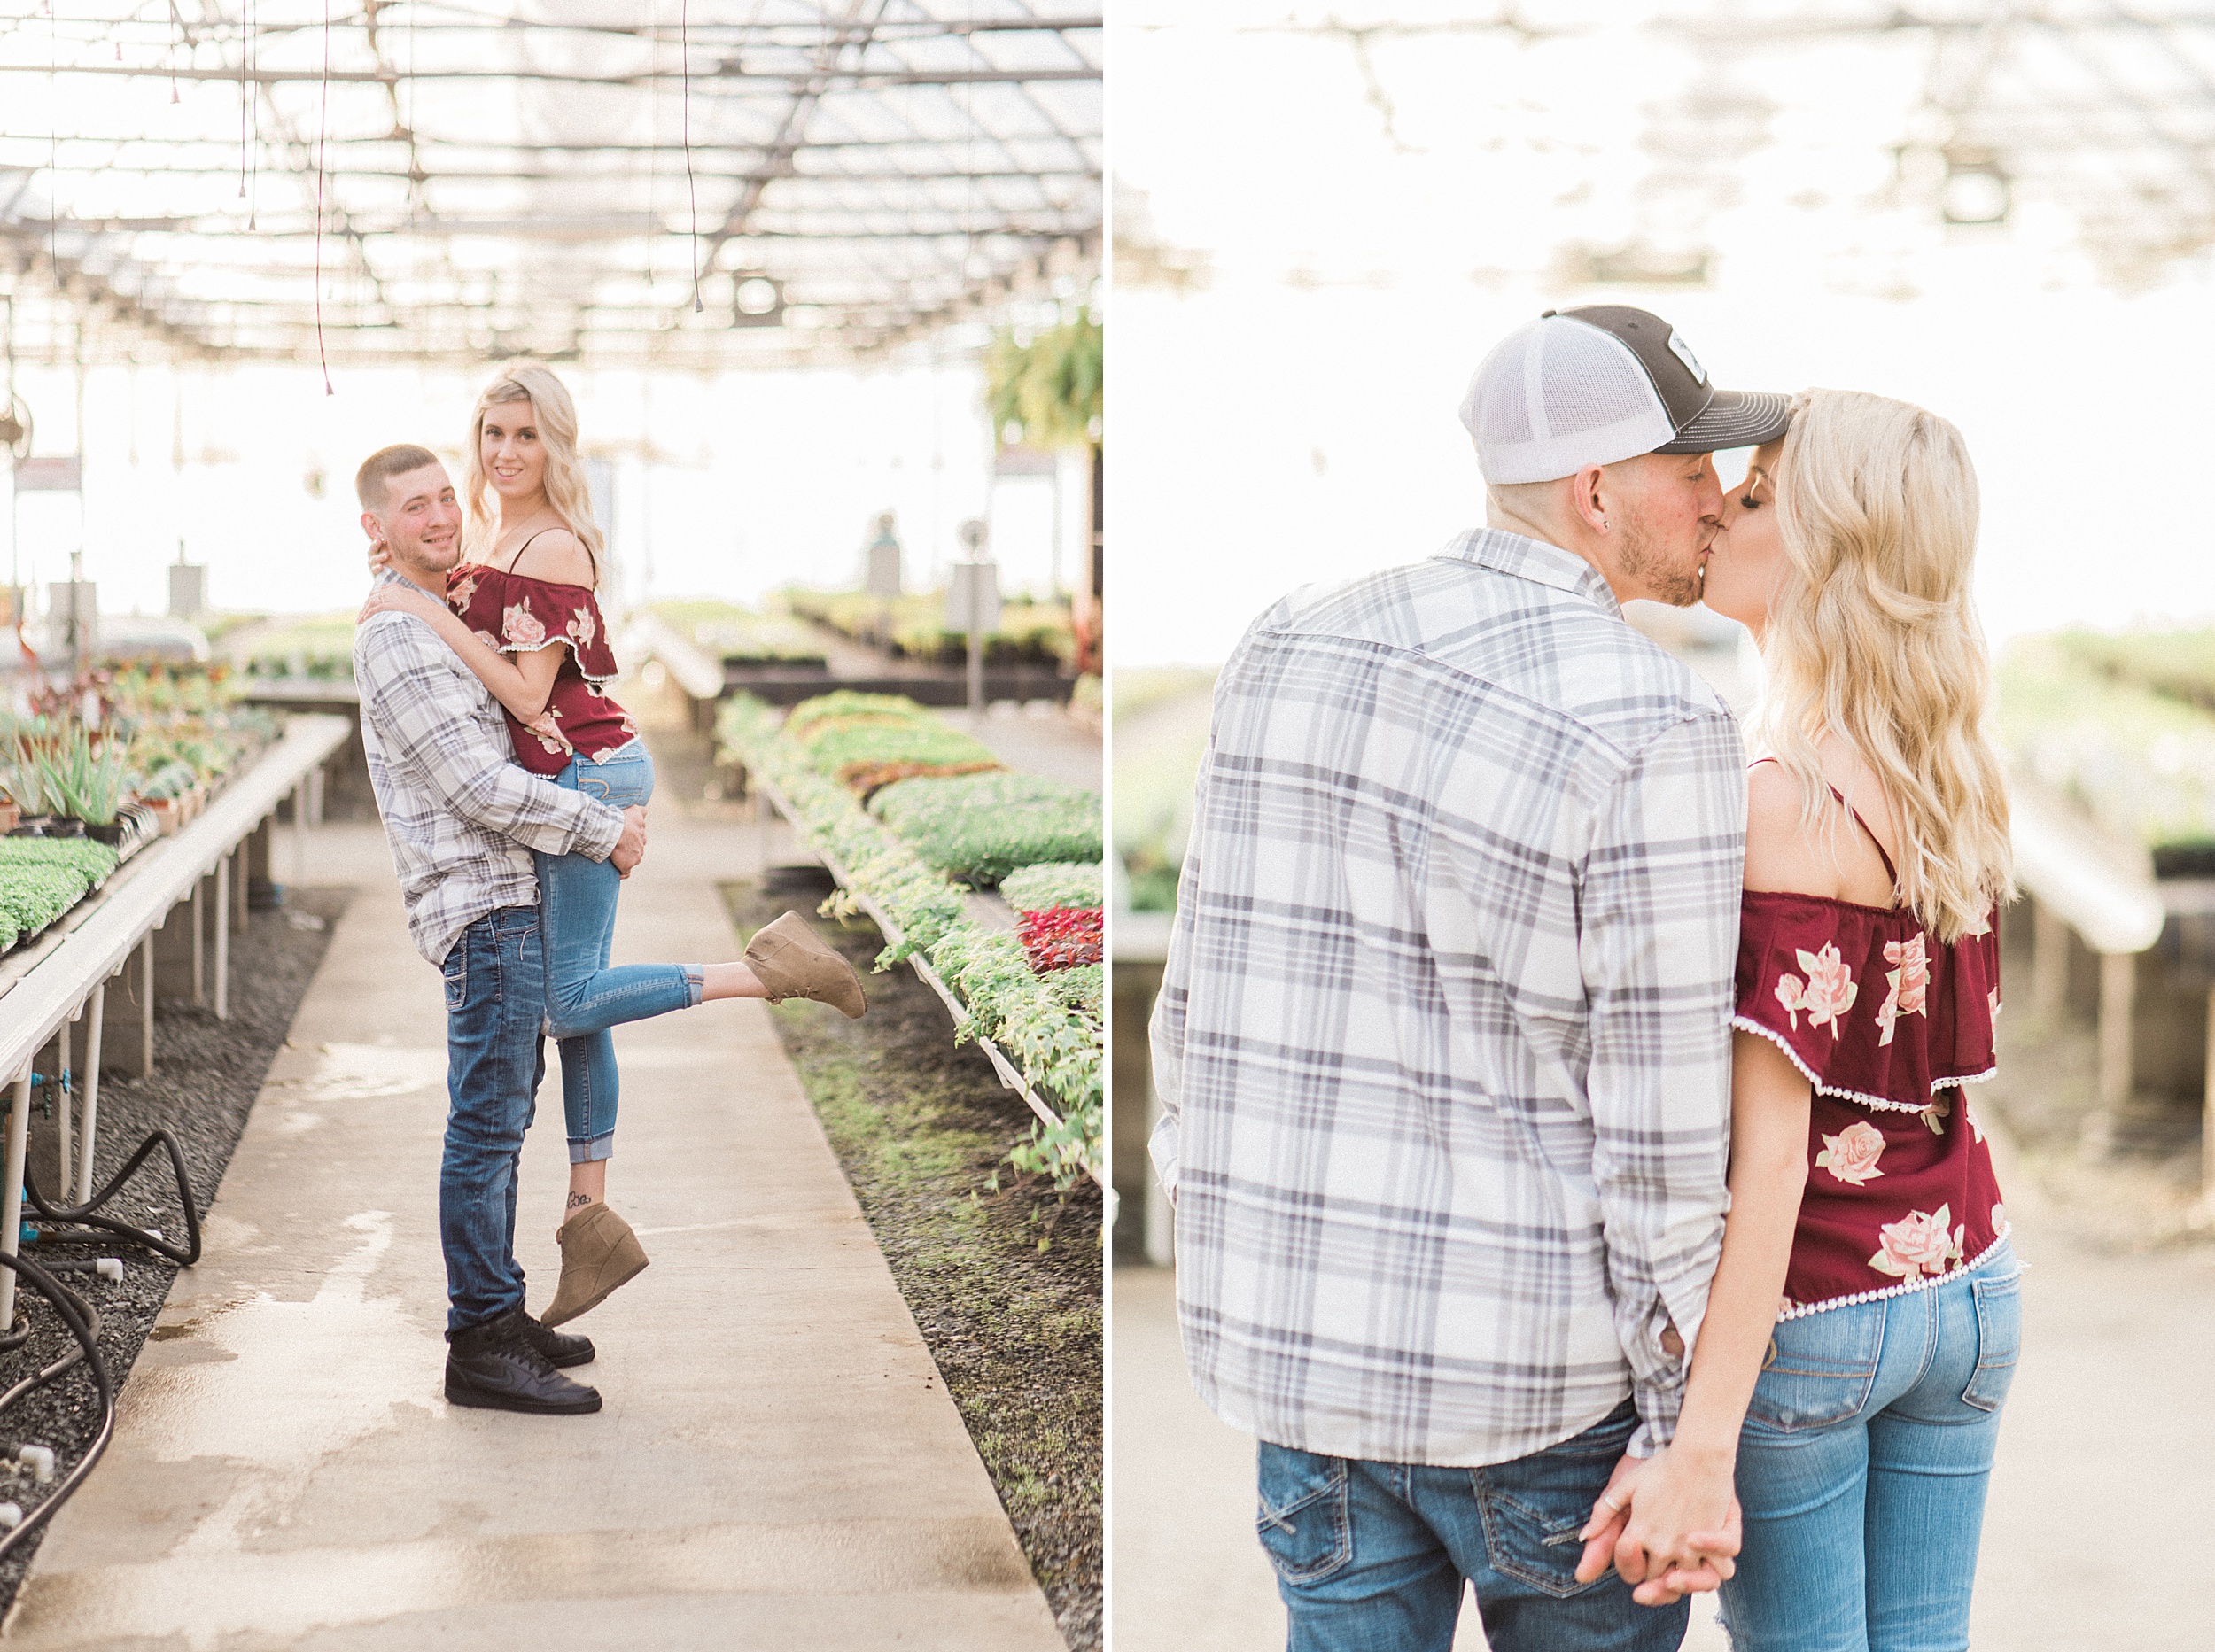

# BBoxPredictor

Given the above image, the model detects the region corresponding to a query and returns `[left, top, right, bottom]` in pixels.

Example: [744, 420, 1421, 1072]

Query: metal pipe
[77, 981, 105, 1207]
[190, 880, 205, 1006]
[213, 854, 230, 1022]
[2099, 950, 2136, 1114]
[292, 780, 307, 887]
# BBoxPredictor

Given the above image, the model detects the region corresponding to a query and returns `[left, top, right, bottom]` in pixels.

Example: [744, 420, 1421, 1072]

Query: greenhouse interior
[0, 4, 1102, 1648]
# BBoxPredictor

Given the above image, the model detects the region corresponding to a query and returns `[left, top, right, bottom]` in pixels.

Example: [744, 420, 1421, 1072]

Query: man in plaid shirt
[1151, 307, 1791, 1648]
[351, 444, 644, 1419]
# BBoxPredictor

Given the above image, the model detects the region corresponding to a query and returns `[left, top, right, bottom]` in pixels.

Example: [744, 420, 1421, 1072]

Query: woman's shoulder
[501, 526, 596, 589]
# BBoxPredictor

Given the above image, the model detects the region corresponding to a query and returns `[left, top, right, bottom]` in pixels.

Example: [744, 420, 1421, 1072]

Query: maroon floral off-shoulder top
[444, 561, 638, 776]
[1734, 768, 2007, 1320]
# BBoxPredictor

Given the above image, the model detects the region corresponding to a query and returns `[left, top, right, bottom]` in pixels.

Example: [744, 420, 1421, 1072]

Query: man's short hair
[355, 444, 441, 510]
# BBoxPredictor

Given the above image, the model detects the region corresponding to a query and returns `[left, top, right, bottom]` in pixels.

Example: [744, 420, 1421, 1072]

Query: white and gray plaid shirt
[1150, 528, 1745, 1466]
[354, 607, 622, 966]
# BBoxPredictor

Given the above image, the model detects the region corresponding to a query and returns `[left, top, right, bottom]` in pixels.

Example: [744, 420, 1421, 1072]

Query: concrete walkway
[4, 813, 1062, 1650]
[1113, 1138, 2214, 1651]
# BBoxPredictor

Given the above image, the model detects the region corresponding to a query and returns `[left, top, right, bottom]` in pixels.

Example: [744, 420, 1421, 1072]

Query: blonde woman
[362, 362, 867, 1329]
[1574, 391, 2017, 1650]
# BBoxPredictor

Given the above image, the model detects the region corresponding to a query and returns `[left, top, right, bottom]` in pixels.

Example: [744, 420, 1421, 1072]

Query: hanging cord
[315, 0, 332, 394]
[683, 0, 703, 314]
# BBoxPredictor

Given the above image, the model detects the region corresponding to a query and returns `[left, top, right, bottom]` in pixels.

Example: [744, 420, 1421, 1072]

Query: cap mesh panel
[1461, 316, 1675, 484]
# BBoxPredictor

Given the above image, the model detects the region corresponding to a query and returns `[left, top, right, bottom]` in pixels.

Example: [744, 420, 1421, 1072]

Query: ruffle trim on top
[1729, 1015, 1995, 1114]
[1776, 1223, 2013, 1322]
[448, 566, 620, 685]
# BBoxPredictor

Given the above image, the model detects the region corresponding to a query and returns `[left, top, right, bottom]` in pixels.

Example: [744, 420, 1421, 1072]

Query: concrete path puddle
[3, 818, 1064, 1651]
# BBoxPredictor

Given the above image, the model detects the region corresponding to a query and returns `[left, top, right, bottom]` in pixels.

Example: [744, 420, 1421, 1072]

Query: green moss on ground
[722, 880, 1102, 1651]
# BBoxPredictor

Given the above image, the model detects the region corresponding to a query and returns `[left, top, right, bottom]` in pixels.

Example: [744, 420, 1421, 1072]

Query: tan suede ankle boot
[540, 1202, 649, 1328]
[743, 911, 868, 1018]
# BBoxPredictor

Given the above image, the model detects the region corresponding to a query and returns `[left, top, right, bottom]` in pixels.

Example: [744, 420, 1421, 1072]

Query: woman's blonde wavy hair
[462, 361, 604, 583]
[1753, 388, 2013, 942]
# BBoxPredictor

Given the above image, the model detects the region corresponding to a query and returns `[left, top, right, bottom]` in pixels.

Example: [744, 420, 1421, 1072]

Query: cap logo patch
[1667, 330, 1707, 385]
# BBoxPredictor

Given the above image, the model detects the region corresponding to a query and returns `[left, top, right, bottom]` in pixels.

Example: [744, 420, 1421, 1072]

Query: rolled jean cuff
[570, 1132, 615, 1165]
[684, 965, 704, 1009]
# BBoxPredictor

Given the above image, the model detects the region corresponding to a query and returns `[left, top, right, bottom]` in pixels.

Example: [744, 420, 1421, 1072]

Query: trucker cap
[1459, 305, 1791, 485]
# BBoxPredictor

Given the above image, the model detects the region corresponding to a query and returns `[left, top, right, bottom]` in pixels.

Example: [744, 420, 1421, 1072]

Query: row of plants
[2055, 627, 2215, 715]
[0, 837, 120, 955]
[718, 693, 1103, 1187]
[0, 667, 280, 949]
[782, 588, 1078, 671]
[648, 599, 828, 671]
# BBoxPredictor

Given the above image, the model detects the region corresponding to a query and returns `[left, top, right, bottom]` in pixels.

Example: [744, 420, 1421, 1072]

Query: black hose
[19, 1128, 202, 1267]
[0, 1251, 115, 1565]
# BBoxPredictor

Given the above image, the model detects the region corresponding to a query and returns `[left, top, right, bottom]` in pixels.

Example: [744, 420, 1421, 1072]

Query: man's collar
[1444, 528, 1622, 619]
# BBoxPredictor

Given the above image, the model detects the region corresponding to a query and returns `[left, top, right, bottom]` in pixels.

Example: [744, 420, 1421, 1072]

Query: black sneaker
[518, 1311, 595, 1369]
[445, 1307, 602, 1415]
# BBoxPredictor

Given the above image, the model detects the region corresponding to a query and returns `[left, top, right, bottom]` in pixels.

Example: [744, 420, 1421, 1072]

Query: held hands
[1573, 1447, 1742, 1606]
[357, 582, 446, 627]
[610, 805, 648, 880]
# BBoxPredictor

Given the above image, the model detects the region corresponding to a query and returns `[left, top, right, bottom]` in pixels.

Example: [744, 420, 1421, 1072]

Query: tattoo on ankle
[567, 1191, 595, 1211]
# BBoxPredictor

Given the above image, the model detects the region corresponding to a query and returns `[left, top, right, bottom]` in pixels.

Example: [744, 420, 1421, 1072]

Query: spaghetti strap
[1749, 757, 1900, 891]
[502, 528, 557, 575]
[1823, 782, 1898, 887]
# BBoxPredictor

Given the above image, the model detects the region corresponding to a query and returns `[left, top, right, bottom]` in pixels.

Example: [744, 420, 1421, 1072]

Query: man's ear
[360, 511, 383, 546]
[1569, 464, 1611, 535]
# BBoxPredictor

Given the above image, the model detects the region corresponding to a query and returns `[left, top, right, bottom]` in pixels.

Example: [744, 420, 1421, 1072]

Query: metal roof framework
[1232, 4, 2215, 294]
[0, 3, 1101, 369]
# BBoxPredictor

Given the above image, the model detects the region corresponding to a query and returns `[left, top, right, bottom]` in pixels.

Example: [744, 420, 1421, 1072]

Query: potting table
[0, 714, 352, 1330]
[750, 768, 1105, 1191]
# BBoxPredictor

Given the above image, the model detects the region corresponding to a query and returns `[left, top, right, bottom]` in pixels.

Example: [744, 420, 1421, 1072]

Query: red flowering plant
[1018, 905, 1103, 973]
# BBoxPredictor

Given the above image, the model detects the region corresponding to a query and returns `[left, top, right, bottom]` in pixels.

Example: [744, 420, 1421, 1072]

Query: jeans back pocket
[1962, 1272, 2022, 1413]
[441, 952, 467, 1012]
[1255, 1443, 1353, 1585]
[1745, 1301, 1884, 1434]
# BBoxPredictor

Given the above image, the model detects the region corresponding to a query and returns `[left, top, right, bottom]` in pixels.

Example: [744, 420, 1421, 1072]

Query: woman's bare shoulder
[1743, 760, 1830, 897]
[506, 527, 595, 587]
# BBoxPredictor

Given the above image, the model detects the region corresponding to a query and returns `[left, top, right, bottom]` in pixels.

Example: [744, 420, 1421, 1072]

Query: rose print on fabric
[525, 707, 571, 756]
[1869, 1204, 1966, 1279]
[1989, 989, 2002, 1023]
[1815, 1119, 1887, 1185]
[1965, 1101, 1985, 1144]
[448, 572, 480, 612]
[569, 606, 596, 648]
[502, 601, 547, 649]
[1876, 932, 1929, 1046]
[1921, 1092, 1951, 1136]
[1992, 1202, 2006, 1230]
[1775, 942, 1858, 1038]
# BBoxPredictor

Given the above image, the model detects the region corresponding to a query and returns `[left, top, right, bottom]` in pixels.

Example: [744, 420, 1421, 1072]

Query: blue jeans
[1720, 1240, 2022, 1652]
[438, 906, 549, 1335]
[1255, 1401, 1689, 1652]
[538, 741, 702, 1163]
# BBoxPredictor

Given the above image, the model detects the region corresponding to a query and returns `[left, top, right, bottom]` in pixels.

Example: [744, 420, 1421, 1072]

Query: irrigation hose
[0, 1251, 116, 1565]
[21, 1128, 203, 1267]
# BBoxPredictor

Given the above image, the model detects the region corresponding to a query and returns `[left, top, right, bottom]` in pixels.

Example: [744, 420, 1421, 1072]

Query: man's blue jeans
[438, 905, 549, 1335]
[1719, 1239, 2022, 1652]
[538, 741, 702, 1163]
[1255, 1400, 1688, 1652]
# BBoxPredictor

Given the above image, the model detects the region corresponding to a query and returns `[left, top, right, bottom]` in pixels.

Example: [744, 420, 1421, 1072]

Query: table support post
[56, 1015, 73, 1203]
[78, 981, 105, 1206]
[139, 932, 155, 1079]
[2032, 900, 2069, 1021]
[2098, 950, 2135, 1115]
[1, 1069, 32, 1335]
[292, 779, 307, 886]
[190, 879, 206, 1005]
[214, 852, 230, 1021]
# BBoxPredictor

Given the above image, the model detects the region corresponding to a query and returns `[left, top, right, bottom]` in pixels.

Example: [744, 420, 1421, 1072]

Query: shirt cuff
[574, 795, 624, 862]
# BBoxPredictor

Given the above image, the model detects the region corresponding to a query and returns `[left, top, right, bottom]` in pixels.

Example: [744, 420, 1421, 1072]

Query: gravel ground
[723, 872, 1104, 1652]
[0, 886, 346, 1614]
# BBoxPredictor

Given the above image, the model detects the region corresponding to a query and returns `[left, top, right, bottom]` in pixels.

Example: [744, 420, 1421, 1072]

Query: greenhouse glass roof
[0, 3, 1100, 368]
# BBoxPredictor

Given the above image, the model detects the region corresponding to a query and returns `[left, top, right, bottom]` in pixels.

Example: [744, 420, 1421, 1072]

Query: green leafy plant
[985, 310, 1102, 451]
[869, 771, 1103, 888]
[999, 861, 1104, 912]
[0, 836, 120, 950]
[717, 694, 1101, 1188]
